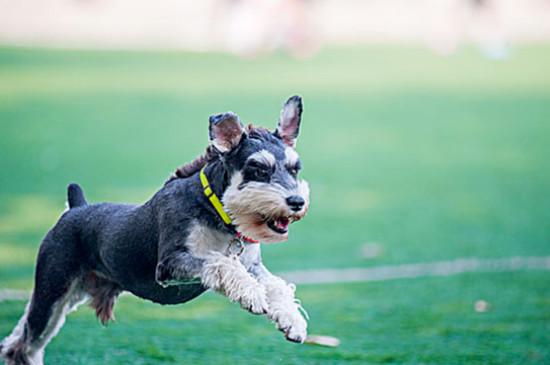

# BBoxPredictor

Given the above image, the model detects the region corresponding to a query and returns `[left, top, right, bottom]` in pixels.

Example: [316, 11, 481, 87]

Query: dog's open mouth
[232, 212, 306, 242]
[258, 212, 305, 235]
[266, 216, 291, 234]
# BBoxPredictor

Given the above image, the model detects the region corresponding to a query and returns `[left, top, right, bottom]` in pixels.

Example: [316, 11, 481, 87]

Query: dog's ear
[275, 95, 302, 148]
[209, 112, 246, 153]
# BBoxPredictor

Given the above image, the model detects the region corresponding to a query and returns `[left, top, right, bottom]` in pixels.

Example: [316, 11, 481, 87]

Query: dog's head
[209, 96, 309, 243]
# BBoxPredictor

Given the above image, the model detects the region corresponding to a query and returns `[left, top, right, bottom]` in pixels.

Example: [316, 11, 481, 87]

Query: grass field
[0, 45, 549, 364]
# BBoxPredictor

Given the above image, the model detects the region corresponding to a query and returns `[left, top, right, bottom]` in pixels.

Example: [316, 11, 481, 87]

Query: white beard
[222, 172, 309, 243]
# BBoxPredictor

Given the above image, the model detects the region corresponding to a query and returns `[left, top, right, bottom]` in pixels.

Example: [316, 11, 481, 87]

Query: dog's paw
[240, 287, 269, 315]
[284, 323, 307, 343]
[275, 311, 307, 343]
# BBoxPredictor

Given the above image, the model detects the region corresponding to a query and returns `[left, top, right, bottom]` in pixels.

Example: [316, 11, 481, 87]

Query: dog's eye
[254, 169, 270, 181]
[246, 161, 272, 182]
[287, 162, 301, 177]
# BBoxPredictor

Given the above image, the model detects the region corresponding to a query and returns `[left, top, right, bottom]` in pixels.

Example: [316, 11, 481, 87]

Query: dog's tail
[67, 183, 88, 208]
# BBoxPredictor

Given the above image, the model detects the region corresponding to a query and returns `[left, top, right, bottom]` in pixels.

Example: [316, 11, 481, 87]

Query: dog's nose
[286, 196, 305, 212]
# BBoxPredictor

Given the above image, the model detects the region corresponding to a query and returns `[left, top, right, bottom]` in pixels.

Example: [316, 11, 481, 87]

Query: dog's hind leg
[1, 236, 88, 365]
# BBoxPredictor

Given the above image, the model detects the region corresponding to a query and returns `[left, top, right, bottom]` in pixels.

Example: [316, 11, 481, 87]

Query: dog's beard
[222, 173, 309, 243]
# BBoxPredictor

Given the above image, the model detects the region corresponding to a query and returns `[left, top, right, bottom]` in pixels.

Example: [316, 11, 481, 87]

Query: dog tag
[226, 238, 244, 257]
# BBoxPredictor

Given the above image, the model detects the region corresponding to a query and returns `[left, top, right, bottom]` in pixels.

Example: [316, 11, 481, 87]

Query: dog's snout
[286, 196, 305, 212]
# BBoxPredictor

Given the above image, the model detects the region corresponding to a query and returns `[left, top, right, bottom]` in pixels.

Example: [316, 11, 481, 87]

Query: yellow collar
[199, 167, 233, 225]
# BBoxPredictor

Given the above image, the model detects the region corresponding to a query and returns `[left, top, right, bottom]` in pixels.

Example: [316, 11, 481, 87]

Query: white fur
[185, 222, 260, 269]
[295, 179, 310, 213]
[186, 222, 234, 258]
[201, 253, 268, 314]
[284, 147, 300, 167]
[222, 172, 310, 243]
[247, 150, 276, 167]
[223, 172, 288, 221]
[185, 223, 268, 314]
[255, 269, 308, 343]
[0, 301, 30, 361]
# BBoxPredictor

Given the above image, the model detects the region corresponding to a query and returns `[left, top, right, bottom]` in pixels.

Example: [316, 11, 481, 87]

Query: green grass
[0, 45, 549, 364]
[0, 273, 548, 365]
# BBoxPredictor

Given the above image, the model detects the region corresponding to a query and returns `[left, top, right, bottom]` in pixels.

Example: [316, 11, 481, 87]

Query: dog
[0, 96, 310, 365]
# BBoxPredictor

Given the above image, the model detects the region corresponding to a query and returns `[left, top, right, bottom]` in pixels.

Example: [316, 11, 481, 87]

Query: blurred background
[0, 1, 549, 364]
[2, 0, 550, 56]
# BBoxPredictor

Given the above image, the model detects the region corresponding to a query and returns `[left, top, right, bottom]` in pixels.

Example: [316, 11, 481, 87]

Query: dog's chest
[185, 222, 260, 266]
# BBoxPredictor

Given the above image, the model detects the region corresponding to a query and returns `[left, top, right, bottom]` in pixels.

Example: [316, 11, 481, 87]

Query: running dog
[0, 96, 310, 365]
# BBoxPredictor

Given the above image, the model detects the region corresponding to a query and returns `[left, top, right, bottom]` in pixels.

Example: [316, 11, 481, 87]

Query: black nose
[286, 196, 305, 212]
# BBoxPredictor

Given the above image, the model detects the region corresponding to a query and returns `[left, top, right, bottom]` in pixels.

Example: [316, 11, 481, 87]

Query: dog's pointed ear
[275, 95, 302, 148]
[209, 112, 246, 153]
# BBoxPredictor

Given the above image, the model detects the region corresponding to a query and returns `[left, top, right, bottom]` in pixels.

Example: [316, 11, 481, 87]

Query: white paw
[277, 312, 308, 343]
[285, 322, 307, 343]
[240, 287, 269, 315]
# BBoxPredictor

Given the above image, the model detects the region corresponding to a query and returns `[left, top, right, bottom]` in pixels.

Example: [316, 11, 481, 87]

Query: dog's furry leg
[200, 253, 268, 315]
[250, 263, 308, 343]
[1, 282, 88, 365]
[2, 229, 89, 365]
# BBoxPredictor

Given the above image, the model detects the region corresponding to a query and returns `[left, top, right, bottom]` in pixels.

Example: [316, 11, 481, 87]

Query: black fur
[67, 183, 87, 208]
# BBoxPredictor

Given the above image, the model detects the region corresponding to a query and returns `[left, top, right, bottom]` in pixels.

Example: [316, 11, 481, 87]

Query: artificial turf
[0, 272, 548, 365]
[0, 45, 549, 364]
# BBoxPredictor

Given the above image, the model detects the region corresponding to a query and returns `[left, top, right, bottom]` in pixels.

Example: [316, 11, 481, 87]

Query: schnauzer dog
[1, 96, 310, 365]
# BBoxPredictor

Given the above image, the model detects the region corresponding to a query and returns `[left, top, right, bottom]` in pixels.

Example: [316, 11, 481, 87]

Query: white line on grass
[280, 256, 550, 285]
[0, 289, 30, 302]
[1, 256, 549, 302]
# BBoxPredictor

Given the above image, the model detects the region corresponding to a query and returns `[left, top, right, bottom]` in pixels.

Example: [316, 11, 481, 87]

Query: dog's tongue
[275, 217, 290, 230]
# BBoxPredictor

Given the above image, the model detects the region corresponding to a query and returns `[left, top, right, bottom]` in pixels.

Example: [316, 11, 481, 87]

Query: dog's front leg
[157, 250, 267, 314]
[156, 251, 205, 287]
[200, 252, 268, 315]
[250, 263, 308, 343]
